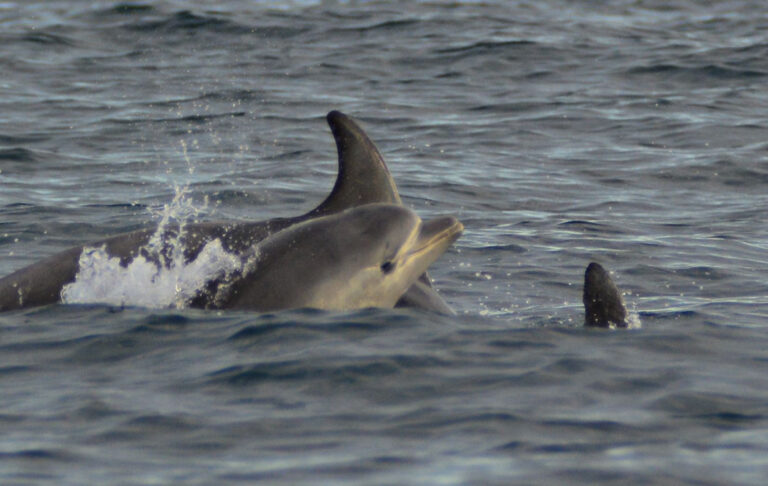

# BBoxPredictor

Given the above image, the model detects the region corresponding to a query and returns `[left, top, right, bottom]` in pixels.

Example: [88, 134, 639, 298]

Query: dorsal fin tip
[326, 110, 344, 124]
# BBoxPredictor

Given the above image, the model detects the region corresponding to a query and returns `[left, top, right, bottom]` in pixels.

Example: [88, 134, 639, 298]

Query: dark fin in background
[583, 262, 628, 328]
[307, 110, 402, 217]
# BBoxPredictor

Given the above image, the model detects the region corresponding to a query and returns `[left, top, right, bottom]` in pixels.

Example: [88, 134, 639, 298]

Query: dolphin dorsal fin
[308, 111, 402, 217]
[583, 262, 628, 328]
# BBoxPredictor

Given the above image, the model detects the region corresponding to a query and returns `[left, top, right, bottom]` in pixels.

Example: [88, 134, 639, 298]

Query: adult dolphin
[583, 262, 630, 328]
[0, 111, 452, 312]
[197, 204, 462, 312]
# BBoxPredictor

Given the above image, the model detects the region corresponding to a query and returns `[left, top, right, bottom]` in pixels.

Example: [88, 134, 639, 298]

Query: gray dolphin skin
[0, 111, 455, 312]
[203, 204, 463, 312]
[583, 262, 628, 328]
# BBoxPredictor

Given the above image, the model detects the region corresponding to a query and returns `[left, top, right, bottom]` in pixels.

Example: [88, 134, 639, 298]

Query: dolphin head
[221, 204, 463, 312]
[326, 204, 463, 309]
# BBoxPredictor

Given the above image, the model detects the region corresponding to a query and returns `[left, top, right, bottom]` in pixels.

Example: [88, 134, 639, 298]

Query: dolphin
[0, 111, 453, 312]
[583, 262, 629, 328]
[196, 204, 463, 312]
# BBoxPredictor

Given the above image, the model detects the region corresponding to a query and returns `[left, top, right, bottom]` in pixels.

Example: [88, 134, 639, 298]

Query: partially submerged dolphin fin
[583, 262, 628, 328]
[394, 277, 456, 315]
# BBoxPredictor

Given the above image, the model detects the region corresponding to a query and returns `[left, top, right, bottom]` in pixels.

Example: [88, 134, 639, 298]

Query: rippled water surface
[2, 1, 768, 484]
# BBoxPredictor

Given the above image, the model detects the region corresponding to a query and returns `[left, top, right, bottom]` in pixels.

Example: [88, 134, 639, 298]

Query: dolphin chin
[407, 217, 463, 264]
[583, 262, 629, 328]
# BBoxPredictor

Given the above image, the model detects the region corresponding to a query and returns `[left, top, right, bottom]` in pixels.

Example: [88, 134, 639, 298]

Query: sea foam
[61, 183, 246, 309]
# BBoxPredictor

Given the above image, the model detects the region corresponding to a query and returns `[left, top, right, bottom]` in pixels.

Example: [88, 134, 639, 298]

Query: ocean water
[2, 1, 768, 484]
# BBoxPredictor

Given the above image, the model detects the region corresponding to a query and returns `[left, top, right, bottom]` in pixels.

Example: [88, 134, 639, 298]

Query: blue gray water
[2, 1, 768, 484]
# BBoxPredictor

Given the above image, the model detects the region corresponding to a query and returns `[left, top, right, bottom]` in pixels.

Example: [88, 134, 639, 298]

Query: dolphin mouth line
[408, 217, 464, 258]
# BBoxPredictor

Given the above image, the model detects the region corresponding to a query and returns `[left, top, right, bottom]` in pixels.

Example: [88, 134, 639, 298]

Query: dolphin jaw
[392, 216, 463, 288]
[407, 217, 463, 259]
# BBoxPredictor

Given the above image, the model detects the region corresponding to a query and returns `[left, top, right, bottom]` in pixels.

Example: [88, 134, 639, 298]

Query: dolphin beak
[409, 216, 464, 261]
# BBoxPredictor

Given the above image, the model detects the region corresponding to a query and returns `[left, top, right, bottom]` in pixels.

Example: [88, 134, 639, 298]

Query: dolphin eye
[380, 261, 395, 274]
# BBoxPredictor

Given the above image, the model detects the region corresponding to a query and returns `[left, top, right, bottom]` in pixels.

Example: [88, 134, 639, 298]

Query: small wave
[66, 333, 143, 364]
[651, 392, 767, 428]
[0, 365, 33, 375]
[124, 414, 199, 432]
[172, 111, 247, 124]
[229, 322, 308, 341]
[107, 111, 247, 126]
[126, 10, 251, 35]
[249, 24, 312, 39]
[650, 159, 768, 189]
[334, 18, 421, 34]
[193, 88, 267, 104]
[626, 63, 766, 80]
[225, 309, 414, 345]
[436, 39, 537, 55]
[0, 449, 74, 462]
[20, 31, 75, 46]
[207, 361, 316, 386]
[558, 220, 618, 235]
[468, 101, 548, 113]
[0, 134, 47, 145]
[208, 353, 444, 387]
[107, 3, 155, 15]
[482, 243, 527, 253]
[142, 313, 191, 326]
[0, 147, 38, 163]
[128, 314, 192, 335]
[94, 4, 306, 38]
[72, 399, 124, 420]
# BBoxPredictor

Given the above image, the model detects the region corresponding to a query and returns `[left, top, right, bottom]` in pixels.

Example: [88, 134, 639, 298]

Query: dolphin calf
[0, 111, 454, 312]
[195, 204, 462, 312]
[583, 262, 629, 328]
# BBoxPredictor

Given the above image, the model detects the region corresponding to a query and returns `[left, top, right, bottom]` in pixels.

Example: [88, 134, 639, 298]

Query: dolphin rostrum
[0, 112, 453, 312]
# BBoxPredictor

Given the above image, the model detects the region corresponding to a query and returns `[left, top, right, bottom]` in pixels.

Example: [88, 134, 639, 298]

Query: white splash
[61, 172, 248, 309]
[61, 239, 245, 309]
[624, 312, 643, 329]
